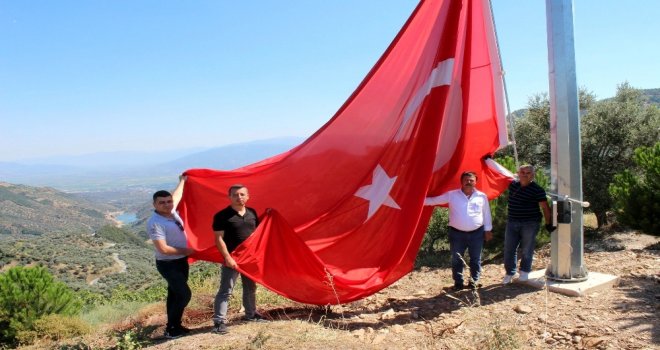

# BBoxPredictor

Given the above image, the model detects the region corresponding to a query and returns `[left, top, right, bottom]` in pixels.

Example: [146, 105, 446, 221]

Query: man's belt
[449, 226, 483, 234]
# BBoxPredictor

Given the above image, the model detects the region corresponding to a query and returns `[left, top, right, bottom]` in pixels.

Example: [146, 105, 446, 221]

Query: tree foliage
[582, 83, 660, 227]
[501, 83, 660, 228]
[506, 89, 596, 168]
[0, 266, 81, 345]
[609, 142, 660, 235]
[96, 225, 148, 247]
[422, 207, 449, 253]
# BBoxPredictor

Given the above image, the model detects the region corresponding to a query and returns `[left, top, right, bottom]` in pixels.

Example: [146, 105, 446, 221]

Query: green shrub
[421, 207, 450, 253]
[95, 226, 146, 247]
[609, 142, 660, 235]
[108, 284, 166, 304]
[16, 314, 91, 345]
[20, 228, 44, 236]
[416, 207, 450, 268]
[113, 329, 146, 350]
[0, 266, 81, 345]
[188, 262, 220, 294]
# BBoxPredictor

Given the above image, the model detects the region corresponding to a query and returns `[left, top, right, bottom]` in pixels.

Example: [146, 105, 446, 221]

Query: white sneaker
[502, 274, 514, 284]
[518, 271, 529, 282]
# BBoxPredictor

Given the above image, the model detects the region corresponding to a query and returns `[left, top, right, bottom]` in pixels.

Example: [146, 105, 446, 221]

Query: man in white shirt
[425, 171, 493, 290]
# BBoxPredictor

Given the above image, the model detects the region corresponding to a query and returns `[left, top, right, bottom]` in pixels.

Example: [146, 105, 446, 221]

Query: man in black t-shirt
[502, 165, 553, 284]
[211, 184, 266, 334]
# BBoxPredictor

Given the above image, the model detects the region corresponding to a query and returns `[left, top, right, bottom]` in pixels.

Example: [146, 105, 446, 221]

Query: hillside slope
[36, 231, 658, 350]
[0, 182, 115, 235]
[0, 182, 157, 293]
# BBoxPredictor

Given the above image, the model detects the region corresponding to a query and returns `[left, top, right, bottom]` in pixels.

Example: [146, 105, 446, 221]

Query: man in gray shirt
[147, 179, 193, 339]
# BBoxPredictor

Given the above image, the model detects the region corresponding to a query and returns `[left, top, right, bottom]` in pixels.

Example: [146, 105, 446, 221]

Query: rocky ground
[50, 231, 659, 349]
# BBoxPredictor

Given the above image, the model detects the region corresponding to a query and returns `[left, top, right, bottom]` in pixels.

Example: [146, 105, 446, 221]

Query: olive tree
[505, 89, 595, 169]
[581, 83, 660, 227]
[503, 83, 659, 228]
[609, 142, 660, 235]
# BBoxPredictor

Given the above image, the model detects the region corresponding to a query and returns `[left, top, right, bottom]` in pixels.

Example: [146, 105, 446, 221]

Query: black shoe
[164, 326, 185, 339]
[244, 313, 269, 322]
[212, 323, 229, 334]
[451, 283, 464, 291]
[177, 325, 191, 334]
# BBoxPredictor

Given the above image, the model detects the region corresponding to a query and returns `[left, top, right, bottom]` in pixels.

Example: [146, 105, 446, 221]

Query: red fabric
[179, 0, 513, 305]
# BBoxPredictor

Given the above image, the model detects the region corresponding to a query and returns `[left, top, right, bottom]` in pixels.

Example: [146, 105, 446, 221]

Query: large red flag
[179, 0, 513, 305]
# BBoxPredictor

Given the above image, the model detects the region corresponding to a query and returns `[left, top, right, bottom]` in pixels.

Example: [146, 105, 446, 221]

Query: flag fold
[179, 0, 513, 305]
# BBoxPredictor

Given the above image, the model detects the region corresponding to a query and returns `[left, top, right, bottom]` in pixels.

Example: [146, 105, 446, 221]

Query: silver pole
[545, 0, 587, 281]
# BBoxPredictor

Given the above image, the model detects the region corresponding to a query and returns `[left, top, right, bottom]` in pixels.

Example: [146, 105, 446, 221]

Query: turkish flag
[179, 0, 513, 304]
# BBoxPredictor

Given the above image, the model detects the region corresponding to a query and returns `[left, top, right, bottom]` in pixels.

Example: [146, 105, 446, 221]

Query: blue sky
[1, 1, 658, 161]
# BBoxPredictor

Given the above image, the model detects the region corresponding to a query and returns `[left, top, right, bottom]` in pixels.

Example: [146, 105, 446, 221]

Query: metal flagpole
[545, 0, 588, 281]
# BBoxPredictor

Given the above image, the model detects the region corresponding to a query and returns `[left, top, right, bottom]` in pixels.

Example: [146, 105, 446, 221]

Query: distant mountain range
[0, 137, 304, 191]
[3, 87, 657, 192]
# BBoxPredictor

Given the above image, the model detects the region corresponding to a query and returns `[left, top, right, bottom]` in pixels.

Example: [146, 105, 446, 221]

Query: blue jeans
[504, 220, 541, 275]
[213, 265, 257, 324]
[448, 226, 485, 285]
[155, 257, 191, 329]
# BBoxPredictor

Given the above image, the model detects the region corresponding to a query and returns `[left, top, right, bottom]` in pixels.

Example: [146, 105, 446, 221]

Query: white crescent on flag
[179, 0, 514, 305]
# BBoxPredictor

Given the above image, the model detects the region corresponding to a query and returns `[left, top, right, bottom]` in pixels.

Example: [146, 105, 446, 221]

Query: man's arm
[171, 175, 187, 208]
[540, 200, 556, 231]
[540, 200, 552, 225]
[152, 239, 192, 256]
[214, 230, 237, 269]
[424, 192, 450, 206]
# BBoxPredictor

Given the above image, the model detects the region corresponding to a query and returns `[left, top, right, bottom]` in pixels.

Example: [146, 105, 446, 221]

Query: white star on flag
[355, 164, 401, 220]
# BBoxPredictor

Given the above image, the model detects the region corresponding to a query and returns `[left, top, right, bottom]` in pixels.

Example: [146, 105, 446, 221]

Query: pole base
[545, 268, 589, 282]
[517, 269, 619, 297]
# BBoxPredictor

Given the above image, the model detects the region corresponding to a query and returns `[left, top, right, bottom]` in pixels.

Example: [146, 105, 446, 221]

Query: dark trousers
[156, 257, 191, 329]
[448, 226, 485, 285]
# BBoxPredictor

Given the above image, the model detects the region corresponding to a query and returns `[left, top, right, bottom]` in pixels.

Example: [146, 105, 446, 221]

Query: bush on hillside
[96, 225, 147, 247]
[609, 142, 660, 235]
[16, 314, 91, 345]
[421, 207, 449, 253]
[0, 266, 81, 345]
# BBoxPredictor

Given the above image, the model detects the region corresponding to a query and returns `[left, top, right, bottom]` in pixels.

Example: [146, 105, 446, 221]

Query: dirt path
[87, 252, 127, 285]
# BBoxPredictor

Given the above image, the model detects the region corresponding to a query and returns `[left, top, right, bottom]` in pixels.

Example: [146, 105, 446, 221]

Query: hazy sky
[1, 1, 658, 161]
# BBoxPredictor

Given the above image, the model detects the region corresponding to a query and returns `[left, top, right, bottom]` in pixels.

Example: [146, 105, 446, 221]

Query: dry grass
[16, 229, 659, 349]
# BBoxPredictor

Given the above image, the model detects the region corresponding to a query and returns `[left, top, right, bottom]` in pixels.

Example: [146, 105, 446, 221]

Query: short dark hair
[153, 190, 172, 202]
[460, 171, 477, 181]
[228, 184, 247, 196]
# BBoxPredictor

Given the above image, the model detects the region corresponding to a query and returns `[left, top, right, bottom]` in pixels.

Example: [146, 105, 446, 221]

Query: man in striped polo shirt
[502, 165, 553, 284]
